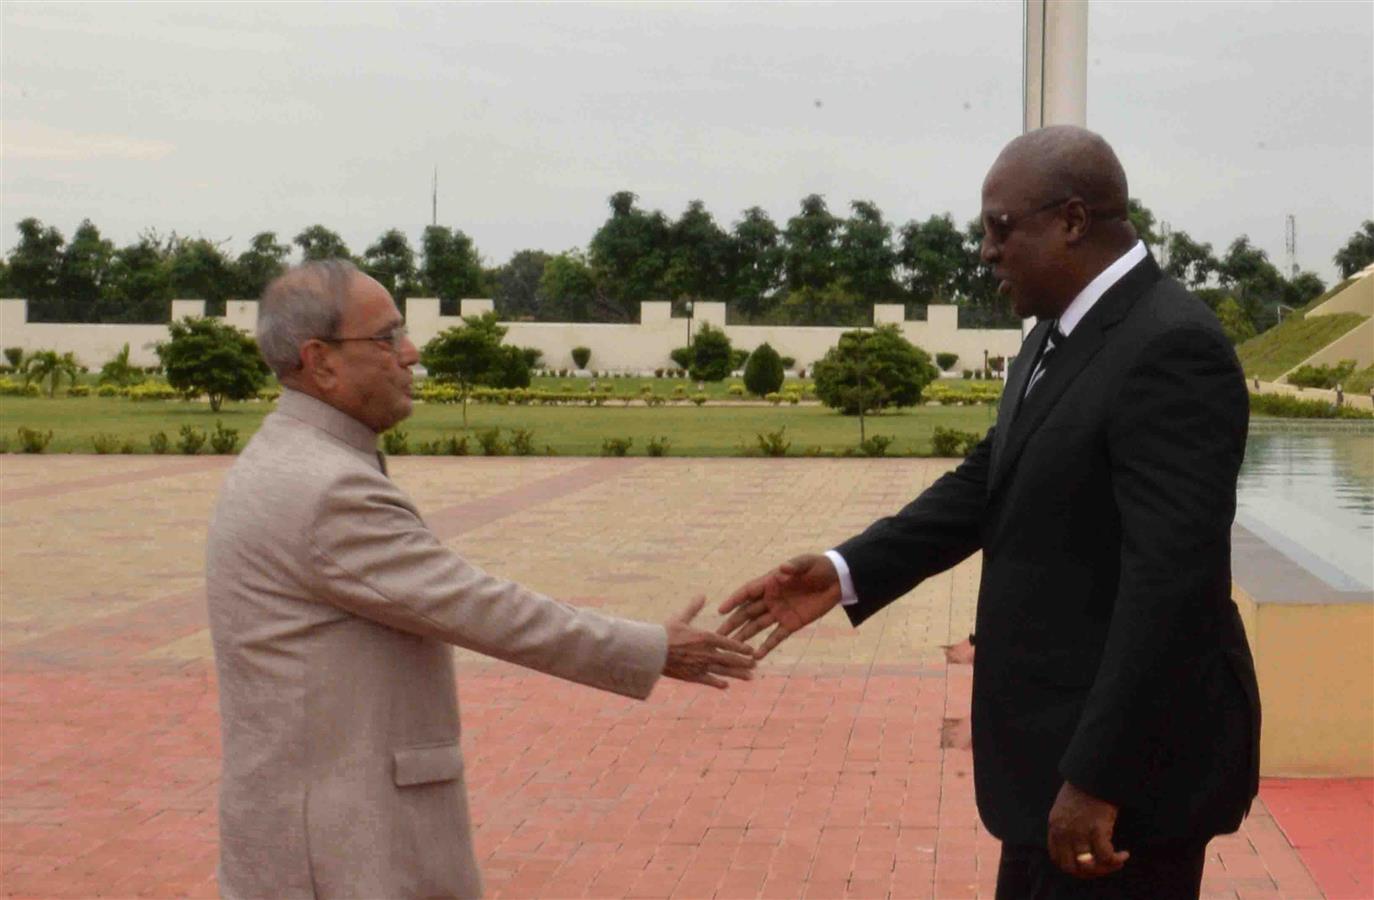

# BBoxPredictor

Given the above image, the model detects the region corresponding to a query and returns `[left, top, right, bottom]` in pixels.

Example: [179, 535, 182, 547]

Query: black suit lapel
[989, 255, 1162, 494]
[991, 320, 1050, 474]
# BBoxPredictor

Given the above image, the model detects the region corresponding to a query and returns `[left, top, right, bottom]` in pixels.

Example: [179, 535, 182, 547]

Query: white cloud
[2, 120, 175, 163]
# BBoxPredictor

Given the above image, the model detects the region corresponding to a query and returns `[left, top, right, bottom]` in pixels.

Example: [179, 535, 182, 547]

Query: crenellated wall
[0, 297, 1025, 374]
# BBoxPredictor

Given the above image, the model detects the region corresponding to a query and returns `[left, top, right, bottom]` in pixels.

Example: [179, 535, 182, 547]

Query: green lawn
[1236, 312, 1368, 380]
[0, 395, 999, 457]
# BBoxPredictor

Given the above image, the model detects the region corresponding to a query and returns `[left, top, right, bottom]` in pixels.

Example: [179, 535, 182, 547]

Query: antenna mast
[1285, 214, 1297, 277]
[432, 167, 438, 227]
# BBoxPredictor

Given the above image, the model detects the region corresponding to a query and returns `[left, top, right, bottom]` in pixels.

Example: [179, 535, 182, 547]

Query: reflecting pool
[1236, 428, 1374, 592]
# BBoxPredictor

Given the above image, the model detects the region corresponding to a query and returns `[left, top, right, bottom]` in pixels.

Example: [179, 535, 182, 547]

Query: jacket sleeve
[303, 469, 667, 700]
[837, 428, 992, 626]
[1059, 326, 1248, 803]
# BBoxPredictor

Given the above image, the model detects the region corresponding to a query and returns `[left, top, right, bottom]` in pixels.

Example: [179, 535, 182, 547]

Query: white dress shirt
[827, 240, 1148, 607]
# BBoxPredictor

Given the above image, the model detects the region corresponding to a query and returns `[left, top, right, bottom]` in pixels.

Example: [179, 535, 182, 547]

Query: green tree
[420, 313, 532, 424]
[8, 218, 65, 319]
[235, 232, 290, 299]
[589, 191, 671, 320]
[492, 249, 550, 320]
[813, 324, 938, 416]
[743, 342, 785, 397]
[362, 229, 419, 304]
[420, 225, 484, 313]
[156, 317, 270, 411]
[686, 323, 734, 382]
[1333, 220, 1374, 279]
[1163, 229, 1217, 289]
[539, 250, 602, 321]
[1283, 271, 1326, 309]
[168, 237, 238, 315]
[1126, 198, 1159, 249]
[663, 200, 731, 304]
[1219, 236, 1285, 332]
[783, 194, 839, 292]
[98, 343, 144, 386]
[899, 213, 965, 302]
[836, 200, 898, 302]
[1214, 297, 1256, 345]
[293, 225, 352, 261]
[955, 219, 1014, 327]
[775, 283, 867, 326]
[21, 350, 80, 397]
[728, 206, 783, 318]
[58, 220, 115, 321]
[106, 234, 174, 323]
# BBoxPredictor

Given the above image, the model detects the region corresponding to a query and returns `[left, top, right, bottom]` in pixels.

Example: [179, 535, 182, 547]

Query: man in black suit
[719, 126, 1260, 899]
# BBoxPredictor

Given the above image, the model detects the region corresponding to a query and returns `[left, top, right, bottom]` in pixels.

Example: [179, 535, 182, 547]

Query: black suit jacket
[838, 256, 1261, 847]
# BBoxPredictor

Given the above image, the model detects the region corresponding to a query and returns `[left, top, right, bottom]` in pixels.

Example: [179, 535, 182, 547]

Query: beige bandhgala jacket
[206, 390, 667, 899]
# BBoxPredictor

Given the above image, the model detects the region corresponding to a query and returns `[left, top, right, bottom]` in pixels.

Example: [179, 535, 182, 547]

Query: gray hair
[256, 259, 359, 378]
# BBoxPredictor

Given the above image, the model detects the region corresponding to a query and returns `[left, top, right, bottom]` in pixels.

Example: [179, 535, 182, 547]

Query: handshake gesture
[660, 553, 842, 688]
[716, 553, 842, 658]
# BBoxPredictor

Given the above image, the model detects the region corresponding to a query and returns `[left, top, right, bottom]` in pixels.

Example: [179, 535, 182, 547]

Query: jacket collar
[275, 388, 379, 457]
[989, 253, 1162, 494]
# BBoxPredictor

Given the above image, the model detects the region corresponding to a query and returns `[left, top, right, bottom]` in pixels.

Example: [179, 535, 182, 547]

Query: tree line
[3, 197, 1370, 341]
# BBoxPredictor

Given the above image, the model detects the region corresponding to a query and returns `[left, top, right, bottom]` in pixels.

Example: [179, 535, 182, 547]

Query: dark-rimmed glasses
[319, 325, 409, 354]
[981, 196, 1073, 244]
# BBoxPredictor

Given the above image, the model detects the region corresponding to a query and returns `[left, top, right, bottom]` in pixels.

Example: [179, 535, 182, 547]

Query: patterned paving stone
[0, 456, 1358, 898]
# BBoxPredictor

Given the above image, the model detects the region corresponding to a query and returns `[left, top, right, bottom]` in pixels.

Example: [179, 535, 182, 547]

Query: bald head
[990, 126, 1130, 225]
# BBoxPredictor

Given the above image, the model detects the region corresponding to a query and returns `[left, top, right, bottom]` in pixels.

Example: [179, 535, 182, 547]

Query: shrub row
[1250, 392, 1373, 419]
[922, 381, 1004, 406]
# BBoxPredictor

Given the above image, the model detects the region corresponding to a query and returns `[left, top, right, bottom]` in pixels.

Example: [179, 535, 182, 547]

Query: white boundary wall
[0, 297, 1024, 374]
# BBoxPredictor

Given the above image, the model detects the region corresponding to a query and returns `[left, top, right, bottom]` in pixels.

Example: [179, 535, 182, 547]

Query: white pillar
[1023, 0, 1088, 131]
[1022, 0, 1088, 338]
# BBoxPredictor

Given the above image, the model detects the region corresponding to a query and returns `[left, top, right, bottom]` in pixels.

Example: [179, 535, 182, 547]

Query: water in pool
[1236, 429, 1374, 592]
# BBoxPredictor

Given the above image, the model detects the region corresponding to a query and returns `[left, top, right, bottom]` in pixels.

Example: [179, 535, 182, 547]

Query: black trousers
[995, 841, 1208, 900]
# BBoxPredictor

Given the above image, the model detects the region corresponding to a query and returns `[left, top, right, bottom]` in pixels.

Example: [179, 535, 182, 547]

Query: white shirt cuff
[824, 549, 859, 607]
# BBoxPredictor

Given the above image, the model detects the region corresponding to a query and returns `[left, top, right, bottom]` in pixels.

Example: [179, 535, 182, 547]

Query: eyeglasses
[981, 196, 1072, 244]
[319, 325, 409, 354]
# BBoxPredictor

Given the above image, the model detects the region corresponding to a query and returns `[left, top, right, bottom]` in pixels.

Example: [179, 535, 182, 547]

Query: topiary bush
[382, 429, 410, 455]
[936, 352, 959, 371]
[571, 347, 591, 370]
[17, 427, 52, 454]
[209, 421, 241, 455]
[601, 437, 633, 457]
[177, 425, 206, 455]
[931, 427, 983, 457]
[859, 435, 895, 457]
[755, 426, 790, 457]
[476, 427, 506, 456]
[646, 436, 671, 457]
[149, 431, 170, 454]
[91, 433, 121, 454]
[687, 324, 734, 382]
[743, 343, 785, 397]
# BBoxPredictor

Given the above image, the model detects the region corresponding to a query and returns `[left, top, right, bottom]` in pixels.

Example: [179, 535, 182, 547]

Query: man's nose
[980, 236, 998, 264]
[398, 337, 420, 366]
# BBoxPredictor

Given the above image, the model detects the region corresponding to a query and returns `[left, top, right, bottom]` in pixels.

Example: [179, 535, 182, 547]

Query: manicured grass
[0, 395, 1000, 457]
[1236, 313, 1368, 380]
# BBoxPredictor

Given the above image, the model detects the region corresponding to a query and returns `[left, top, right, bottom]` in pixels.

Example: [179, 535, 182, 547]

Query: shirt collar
[1057, 240, 1148, 337]
[275, 388, 379, 457]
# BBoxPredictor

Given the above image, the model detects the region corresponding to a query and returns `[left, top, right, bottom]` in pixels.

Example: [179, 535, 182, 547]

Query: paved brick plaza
[1, 455, 1364, 898]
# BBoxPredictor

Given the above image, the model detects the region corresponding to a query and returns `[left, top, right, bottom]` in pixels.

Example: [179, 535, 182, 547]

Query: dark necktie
[1023, 322, 1066, 399]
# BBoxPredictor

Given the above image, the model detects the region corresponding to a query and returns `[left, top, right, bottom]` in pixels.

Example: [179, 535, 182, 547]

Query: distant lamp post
[685, 300, 694, 349]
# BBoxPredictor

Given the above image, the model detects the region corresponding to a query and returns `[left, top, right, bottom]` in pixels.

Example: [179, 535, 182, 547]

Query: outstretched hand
[716, 553, 841, 659]
[662, 596, 757, 689]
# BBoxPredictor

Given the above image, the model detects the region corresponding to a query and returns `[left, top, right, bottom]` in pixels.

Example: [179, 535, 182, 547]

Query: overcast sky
[3, 1, 1370, 284]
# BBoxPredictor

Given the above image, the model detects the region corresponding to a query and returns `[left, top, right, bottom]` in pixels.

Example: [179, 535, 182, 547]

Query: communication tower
[1285, 214, 1297, 277]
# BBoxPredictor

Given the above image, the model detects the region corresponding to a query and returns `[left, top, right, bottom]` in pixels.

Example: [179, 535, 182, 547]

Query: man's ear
[1063, 198, 1090, 245]
[297, 340, 337, 391]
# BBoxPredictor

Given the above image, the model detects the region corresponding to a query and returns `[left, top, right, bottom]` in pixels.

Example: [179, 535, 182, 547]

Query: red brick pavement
[0, 457, 1359, 898]
[0, 633, 1343, 899]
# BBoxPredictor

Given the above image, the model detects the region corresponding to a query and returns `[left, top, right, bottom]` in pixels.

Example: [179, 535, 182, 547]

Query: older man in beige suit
[207, 259, 755, 899]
